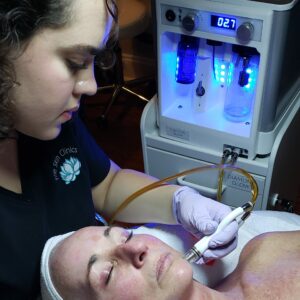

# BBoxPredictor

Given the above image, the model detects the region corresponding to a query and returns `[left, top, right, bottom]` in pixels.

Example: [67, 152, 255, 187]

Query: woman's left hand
[172, 186, 239, 264]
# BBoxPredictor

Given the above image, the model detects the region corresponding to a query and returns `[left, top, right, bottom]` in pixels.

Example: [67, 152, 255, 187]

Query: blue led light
[242, 67, 256, 91]
[214, 59, 233, 85]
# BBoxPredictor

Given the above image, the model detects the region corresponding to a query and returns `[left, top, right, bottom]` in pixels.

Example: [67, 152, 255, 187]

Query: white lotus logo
[59, 157, 81, 184]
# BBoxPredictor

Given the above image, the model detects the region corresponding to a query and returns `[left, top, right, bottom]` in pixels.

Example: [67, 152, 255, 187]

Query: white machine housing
[141, 0, 300, 210]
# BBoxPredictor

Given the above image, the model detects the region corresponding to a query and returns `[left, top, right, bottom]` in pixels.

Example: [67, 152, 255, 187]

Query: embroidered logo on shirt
[59, 157, 81, 184]
[52, 147, 80, 184]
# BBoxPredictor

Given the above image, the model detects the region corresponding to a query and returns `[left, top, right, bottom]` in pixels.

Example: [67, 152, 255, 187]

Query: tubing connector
[222, 148, 231, 162]
[230, 148, 243, 165]
[240, 211, 251, 222]
[241, 202, 253, 212]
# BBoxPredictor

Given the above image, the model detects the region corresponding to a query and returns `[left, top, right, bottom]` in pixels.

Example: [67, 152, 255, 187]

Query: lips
[60, 106, 79, 121]
[65, 105, 80, 114]
[60, 111, 73, 122]
[156, 253, 172, 282]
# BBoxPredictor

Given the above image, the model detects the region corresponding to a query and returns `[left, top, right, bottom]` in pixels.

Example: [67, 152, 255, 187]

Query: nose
[73, 67, 98, 96]
[115, 240, 148, 268]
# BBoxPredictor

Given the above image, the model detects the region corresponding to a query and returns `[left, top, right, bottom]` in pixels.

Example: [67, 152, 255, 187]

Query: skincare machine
[141, 0, 300, 211]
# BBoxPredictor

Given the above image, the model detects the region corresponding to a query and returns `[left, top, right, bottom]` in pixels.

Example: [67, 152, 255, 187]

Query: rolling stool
[97, 0, 153, 125]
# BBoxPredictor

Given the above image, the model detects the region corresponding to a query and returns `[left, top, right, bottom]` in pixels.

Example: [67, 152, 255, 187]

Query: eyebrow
[87, 254, 99, 276]
[104, 226, 112, 237]
[59, 44, 105, 57]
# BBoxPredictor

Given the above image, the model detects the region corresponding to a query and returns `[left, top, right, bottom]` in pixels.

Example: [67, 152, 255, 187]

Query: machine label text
[225, 173, 251, 192]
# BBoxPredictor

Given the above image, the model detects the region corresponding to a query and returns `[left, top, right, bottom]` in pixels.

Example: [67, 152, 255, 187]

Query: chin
[166, 264, 194, 300]
[41, 127, 62, 140]
[21, 125, 62, 141]
[171, 259, 194, 283]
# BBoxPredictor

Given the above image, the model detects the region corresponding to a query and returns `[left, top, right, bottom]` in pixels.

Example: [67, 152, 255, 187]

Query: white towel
[40, 232, 74, 300]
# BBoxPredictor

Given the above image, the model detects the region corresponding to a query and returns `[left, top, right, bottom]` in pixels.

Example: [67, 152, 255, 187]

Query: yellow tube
[108, 164, 259, 225]
[217, 156, 227, 201]
[217, 150, 239, 201]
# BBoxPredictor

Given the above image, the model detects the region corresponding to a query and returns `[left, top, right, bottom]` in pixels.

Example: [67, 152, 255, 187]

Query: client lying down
[41, 210, 300, 299]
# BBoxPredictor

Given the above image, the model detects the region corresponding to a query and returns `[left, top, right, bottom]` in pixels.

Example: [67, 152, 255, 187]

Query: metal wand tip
[183, 248, 199, 263]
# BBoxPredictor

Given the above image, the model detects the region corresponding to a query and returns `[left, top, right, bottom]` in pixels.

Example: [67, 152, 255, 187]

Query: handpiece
[184, 203, 252, 263]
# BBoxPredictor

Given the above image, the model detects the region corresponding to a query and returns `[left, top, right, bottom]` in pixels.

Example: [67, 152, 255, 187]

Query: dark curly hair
[0, 0, 118, 139]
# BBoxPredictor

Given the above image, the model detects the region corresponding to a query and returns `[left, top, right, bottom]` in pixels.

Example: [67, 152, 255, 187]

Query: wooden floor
[82, 86, 300, 215]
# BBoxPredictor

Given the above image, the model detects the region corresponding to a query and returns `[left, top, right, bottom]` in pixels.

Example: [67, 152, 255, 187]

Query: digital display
[211, 15, 236, 30]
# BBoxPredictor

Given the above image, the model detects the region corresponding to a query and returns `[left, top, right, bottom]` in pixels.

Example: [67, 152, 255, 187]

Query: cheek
[15, 62, 74, 113]
[173, 262, 193, 284]
[18, 52, 74, 98]
[160, 260, 194, 300]
[110, 271, 149, 300]
[32, 59, 74, 97]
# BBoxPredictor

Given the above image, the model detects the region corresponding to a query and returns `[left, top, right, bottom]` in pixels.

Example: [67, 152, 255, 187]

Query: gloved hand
[172, 186, 238, 264]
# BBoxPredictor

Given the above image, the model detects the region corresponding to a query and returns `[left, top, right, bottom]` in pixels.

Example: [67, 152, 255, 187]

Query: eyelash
[125, 230, 133, 243]
[105, 230, 133, 285]
[66, 59, 89, 71]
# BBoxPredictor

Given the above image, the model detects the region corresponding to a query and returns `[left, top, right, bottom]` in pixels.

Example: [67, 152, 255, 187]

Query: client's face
[50, 226, 194, 300]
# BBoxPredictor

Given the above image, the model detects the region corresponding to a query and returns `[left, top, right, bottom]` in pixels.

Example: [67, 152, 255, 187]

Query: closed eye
[66, 59, 89, 71]
[125, 230, 133, 243]
[105, 230, 133, 285]
[105, 261, 115, 285]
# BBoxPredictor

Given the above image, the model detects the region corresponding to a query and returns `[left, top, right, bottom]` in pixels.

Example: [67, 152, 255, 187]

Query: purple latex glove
[172, 186, 238, 264]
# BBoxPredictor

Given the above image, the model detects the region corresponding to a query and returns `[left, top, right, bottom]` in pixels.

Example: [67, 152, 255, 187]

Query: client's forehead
[55, 226, 106, 257]
[67, 226, 107, 248]
[61, 225, 134, 252]
[51, 227, 108, 276]
[74, 226, 107, 239]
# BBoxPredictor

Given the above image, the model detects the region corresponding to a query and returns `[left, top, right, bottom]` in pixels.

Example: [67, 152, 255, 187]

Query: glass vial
[224, 58, 257, 122]
[176, 35, 200, 84]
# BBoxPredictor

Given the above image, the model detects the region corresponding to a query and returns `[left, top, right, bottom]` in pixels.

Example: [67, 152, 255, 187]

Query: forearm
[92, 162, 240, 263]
[101, 168, 179, 224]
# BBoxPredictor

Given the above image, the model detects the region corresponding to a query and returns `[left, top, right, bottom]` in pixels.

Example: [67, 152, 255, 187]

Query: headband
[40, 232, 74, 300]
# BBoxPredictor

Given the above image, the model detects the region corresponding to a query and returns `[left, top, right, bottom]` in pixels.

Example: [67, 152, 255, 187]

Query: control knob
[237, 22, 254, 43]
[182, 13, 199, 32]
[165, 9, 176, 22]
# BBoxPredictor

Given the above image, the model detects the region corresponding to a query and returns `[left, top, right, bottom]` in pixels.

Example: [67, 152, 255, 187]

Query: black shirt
[0, 116, 110, 299]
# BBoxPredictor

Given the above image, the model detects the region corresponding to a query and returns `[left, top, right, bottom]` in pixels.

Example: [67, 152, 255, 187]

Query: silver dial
[182, 14, 199, 32]
[237, 22, 254, 43]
